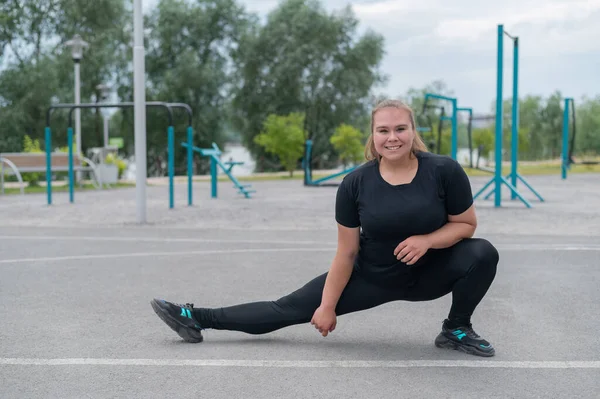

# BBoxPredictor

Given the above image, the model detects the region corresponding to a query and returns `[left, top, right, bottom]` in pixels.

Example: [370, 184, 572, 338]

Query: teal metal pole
[187, 126, 193, 206]
[511, 37, 519, 199]
[68, 127, 74, 203]
[451, 99, 458, 160]
[210, 156, 217, 198]
[168, 126, 174, 209]
[562, 98, 571, 179]
[45, 127, 52, 205]
[495, 24, 504, 207]
[305, 140, 313, 185]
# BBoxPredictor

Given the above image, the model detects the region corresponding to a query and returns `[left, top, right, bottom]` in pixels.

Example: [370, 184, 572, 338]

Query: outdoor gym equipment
[422, 93, 458, 160]
[471, 24, 543, 208]
[303, 139, 361, 187]
[456, 108, 508, 173]
[417, 98, 448, 154]
[181, 141, 254, 199]
[165, 102, 193, 208]
[45, 101, 176, 206]
[562, 97, 599, 179]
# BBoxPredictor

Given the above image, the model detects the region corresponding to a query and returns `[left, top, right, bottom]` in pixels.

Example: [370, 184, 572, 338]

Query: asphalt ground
[1, 172, 599, 398]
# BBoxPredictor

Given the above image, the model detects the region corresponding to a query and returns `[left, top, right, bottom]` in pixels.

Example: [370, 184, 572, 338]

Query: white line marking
[0, 235, 326, 245]
[1, 358, 599, 369]
[0, 247, 337, 264]
[0, 235, 599, 251]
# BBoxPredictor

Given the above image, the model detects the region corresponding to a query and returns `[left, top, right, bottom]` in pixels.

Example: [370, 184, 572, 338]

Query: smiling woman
[151, 98, 500, 358]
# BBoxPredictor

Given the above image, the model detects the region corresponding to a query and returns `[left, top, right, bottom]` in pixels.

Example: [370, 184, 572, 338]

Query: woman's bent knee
[470, 238, 499, 266]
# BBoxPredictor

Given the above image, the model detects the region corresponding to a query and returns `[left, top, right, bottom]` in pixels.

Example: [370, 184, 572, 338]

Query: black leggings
[193, 238, 499, 334]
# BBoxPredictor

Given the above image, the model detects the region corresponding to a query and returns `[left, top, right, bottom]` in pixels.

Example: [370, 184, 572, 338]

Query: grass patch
[464, 162, 600, 176]
[1, 182, 135, 195]
[216, 162, 600, 182]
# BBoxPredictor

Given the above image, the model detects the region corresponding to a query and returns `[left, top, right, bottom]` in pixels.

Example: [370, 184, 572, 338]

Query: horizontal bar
[424, 93, 457, 102]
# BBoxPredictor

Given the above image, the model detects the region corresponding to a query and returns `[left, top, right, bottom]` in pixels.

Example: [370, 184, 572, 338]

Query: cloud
[140, 0, 600, 113]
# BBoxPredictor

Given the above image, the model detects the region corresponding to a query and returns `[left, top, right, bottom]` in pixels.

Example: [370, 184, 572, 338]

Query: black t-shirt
[335, 151, 474, 284]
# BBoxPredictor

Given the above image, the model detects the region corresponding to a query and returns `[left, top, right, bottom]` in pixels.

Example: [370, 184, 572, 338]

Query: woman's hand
[311, 305, 337, 337]
[394, 235, 432, 265]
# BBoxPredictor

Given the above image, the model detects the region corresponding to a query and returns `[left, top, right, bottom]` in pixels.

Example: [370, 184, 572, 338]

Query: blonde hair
[365, 99, 428, 161]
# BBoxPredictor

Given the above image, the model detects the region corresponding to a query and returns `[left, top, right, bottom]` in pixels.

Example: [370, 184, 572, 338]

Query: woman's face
[372, 107, 414, 162]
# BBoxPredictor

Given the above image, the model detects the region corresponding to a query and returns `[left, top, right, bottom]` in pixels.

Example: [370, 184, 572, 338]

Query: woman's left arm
[424, 205, 477, 249]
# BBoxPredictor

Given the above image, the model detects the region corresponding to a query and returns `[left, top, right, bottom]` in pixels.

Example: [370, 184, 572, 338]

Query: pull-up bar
[472, 24, 543, 208]
[46, 102, 174, 206]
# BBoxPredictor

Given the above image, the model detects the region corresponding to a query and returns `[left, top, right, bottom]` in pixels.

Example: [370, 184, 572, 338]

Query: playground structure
[303, 139, 362, 187]
[181, 141, 254, 200]
[561, 97, 600, 179]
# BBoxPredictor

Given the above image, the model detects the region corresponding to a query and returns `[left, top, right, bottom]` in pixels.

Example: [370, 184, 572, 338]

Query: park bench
[0, 152, 100, 195]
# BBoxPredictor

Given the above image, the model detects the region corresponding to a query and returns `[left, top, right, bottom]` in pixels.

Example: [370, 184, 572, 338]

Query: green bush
[330, 124, 364, 167]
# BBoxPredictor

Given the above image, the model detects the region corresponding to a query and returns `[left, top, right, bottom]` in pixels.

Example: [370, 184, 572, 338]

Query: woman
[151, 99, 499, 357]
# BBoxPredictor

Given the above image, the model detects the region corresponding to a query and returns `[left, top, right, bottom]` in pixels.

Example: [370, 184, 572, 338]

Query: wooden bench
[0, 152, 99, 195]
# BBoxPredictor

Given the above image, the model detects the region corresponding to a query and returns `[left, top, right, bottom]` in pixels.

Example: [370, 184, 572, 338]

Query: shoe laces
[462, 325, 481, 339]
[173, 302, 194, 309]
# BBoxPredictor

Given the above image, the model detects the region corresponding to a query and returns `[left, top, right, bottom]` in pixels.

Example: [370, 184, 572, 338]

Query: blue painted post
[168, 126, 174, 209]
[305, 140, 313, 185]
[451, 99, 458, 160]
[45, 127, 52, 205]
[494, 24, 504, 208]
[562, 98, 571, 179]
[210, 156, 217, 198]
[68, 127, 74, 203]
[187, 126, 193, 206]
[511, 37, 519, 199]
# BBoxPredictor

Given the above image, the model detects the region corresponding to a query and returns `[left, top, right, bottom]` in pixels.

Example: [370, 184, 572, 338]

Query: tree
[231, 0, 386, 171]
[330, 124, 364, 167]
[472, 127, 494, 162]
[254, 113, 306, 176]
[0, 0, 131, 154]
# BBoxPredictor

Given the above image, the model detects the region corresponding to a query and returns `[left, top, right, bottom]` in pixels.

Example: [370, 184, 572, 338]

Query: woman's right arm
[320, 223, 360, 310]
[310, 224, 359, 336]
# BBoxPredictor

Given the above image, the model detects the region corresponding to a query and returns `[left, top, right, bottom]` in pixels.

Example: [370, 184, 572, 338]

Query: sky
[143, 0, 600, 114]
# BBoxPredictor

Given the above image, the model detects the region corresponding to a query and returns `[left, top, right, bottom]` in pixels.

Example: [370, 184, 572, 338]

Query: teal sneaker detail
[434, 320, 495, 357]
[151, 298, 204, 343]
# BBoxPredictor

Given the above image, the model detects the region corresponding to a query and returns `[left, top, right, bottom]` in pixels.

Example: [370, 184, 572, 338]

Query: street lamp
[96, 83, 111, 148]
[64, 34, 89, 164]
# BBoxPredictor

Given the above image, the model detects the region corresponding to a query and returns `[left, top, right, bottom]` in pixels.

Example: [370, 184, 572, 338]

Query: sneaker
[434, 320, 495, 357]
[150, 298, 204, 343]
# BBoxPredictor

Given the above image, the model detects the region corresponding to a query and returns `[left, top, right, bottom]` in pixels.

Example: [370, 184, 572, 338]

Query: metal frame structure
[561, 97, 599, 179]
[45, 101, 174, 206]
[423, 93, 458, 160]
[472, 24, 543, 208]
[303, 140, 361, 187]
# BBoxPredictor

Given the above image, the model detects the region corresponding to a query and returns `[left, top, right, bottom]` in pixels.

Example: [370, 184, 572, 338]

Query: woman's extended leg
[151, 270, 399, 342]
[405, 237, 499, 356]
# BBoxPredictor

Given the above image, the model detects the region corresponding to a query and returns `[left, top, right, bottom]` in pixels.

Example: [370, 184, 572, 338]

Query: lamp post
[133, 0, 147, 223]
[96, 83, 111, 148]
[64, 34, 89, 167]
